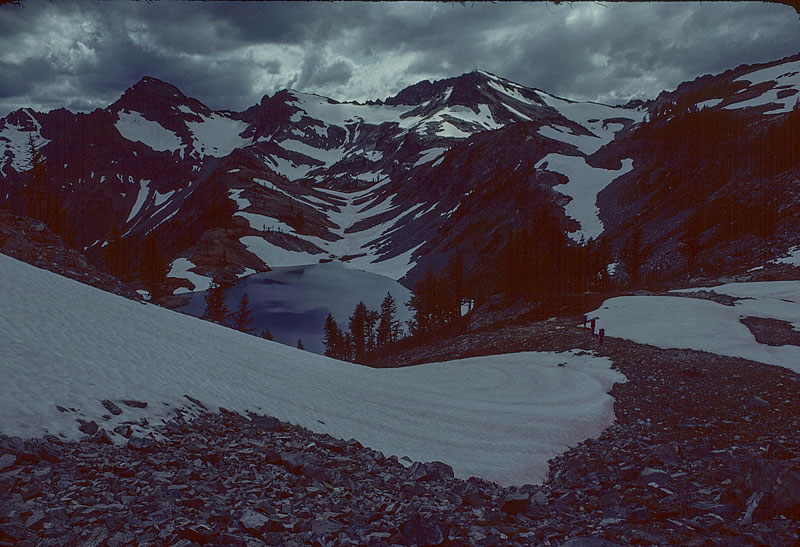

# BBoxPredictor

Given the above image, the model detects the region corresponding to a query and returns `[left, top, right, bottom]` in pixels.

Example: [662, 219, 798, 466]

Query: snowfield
[0, 254, 623, 486]
[590, 281, 800, 372]
[114, 110, 184, 153]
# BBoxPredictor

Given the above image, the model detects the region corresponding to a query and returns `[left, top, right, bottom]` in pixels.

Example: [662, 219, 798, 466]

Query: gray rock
[639, 467, 672, 486]
[101, 399, 123, 415]
[560, 538, 625, 547]
[500, 492, 531, 514]
[774, 469, 800, 517]
[81, 527, 110, 547]
[311, 518, 343, 537]
[406, 460, 454, 482]
[746, 395, 771, 410]
[250, 415, 279, 431]
[0, 453, 15, 470]
[461, 491, 485, 508]
[301, 462, 328, 482]
[120, 399, 148, 408]
[184, 394, 207, 410]
[239, 508, 270, 536]
[126, 436, 156, 452]
[399, 514, 444, 546]
[92, 428, 113, 445]
[79, 420, 98, 435]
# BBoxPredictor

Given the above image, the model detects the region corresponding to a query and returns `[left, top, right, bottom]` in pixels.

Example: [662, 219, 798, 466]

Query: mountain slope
[1, 53, 798, 298]
[0, 252, 622, 486]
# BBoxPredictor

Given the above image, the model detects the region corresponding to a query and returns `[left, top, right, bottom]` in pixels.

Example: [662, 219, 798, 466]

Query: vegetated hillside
[0, 53, 798, 309]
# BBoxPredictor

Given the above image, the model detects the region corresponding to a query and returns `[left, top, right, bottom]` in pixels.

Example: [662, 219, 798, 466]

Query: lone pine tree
[203, 277, 228, 324]
[231, 293, 254, 333]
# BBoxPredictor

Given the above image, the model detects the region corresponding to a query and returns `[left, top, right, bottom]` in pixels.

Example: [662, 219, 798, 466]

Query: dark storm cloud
[0, 1, 797, 117]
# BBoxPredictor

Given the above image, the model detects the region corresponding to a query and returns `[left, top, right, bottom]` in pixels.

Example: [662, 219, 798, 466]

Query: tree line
[202, 277, 275, 341]
[323, 293, 402, 362]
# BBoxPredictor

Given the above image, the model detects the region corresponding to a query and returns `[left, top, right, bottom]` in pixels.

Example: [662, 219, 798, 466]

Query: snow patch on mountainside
[536, 154, 634, 241]
[487, 80, 535, 106]
[414, 147, 449, 167]
[538, 125, 604, 155]
[235, 211, 294, 233]
[0, 110, 51, 172]
[115, 110, 184, 152]
[263, 154, 314, 181]
[0, 253, 623, 485]
[168, 257, 213, 294]
[346, 241, 425, 280]
[240, 235, 322, 267]
[228, 188, 251, 211]
[725, 59, 800, 114]
[279, 139, 344, 167]
[125, 179, 150, 224]
[773, 245, 800, 266]
[288, 91, 412, 128]
[186, 113, 250, 157]
[591, 281, 800, 371]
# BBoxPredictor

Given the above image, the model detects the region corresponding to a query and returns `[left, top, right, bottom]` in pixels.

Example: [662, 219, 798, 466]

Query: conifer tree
[348, 302, 370, 361]
[141, 234, 168, 300]
[203, 277, 228, 324]
[323, 313, 342, 358]
[24, 134, 48, 220]
[261, 328, 274, 341]
[103, 225, 125, 278]
[377, 292, 400, 349]
[365, 308, 379, 353]
[297, 338, 304, 350]
[231, 293, 254, 333]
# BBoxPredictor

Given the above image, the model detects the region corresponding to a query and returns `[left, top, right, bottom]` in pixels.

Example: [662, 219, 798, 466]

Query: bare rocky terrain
[3, 314, 800, 546]
[0, 211, 140, 301]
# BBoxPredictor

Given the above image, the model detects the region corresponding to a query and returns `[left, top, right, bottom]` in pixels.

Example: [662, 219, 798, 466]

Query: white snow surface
[115, 111, 183, 152]
[0, 110, 50, 172]
[414, 147, 449, 167]
[288, 91, 412, 128]
[235, 212, 294, 233]
[696, 98, 724, 110]
[167, 257, 213, 294]
[228, 188, 251, 211]
[239, 235, 321, 267]
[186, 113, 250, 157]
[536, 154, 634, 241]
[773, 245, 800, 266]
[279, 139, 344, 167]
[0, 254, 623, 485]
[727, 59, 800, 114]
[590, 281, 800, 372]
[125, 179, 150, 223]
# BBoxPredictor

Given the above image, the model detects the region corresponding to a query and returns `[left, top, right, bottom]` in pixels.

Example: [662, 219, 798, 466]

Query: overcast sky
[1, 1, 798, 117]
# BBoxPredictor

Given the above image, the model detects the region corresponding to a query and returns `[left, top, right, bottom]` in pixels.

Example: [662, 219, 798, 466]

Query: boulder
[500, 492, 531, 514]
[101, 399, 123, 415]
[399, 514, 444, 546]
[79, 420, 99, 435]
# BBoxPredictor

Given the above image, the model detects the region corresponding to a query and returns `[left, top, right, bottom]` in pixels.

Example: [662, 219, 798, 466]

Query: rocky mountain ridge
[0, 53, 798, 297]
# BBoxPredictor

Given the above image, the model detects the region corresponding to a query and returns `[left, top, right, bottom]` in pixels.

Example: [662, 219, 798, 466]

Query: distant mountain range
[1, 52, 798, 299]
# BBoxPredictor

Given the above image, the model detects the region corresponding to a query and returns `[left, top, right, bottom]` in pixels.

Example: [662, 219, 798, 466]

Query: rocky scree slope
[0, 210, 139, 300]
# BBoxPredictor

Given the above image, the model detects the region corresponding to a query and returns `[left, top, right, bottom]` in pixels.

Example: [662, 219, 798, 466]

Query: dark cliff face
[0, 54, 798, 297]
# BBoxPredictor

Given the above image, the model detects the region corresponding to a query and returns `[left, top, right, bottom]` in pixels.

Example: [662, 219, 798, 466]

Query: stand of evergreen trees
[323, 292, 403, 362]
